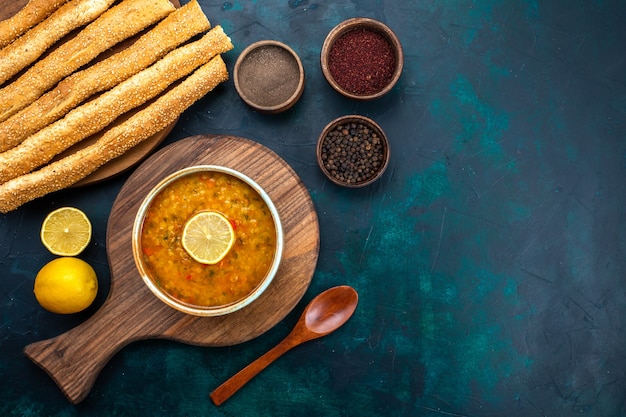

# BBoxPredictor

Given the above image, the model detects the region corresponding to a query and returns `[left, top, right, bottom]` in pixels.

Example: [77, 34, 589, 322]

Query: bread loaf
[0, 0, 176, 123]
[0, 0, 69, 48]
[0, 55, 229, 213]
[0, 0, 211, 152]
[0, 0, 115, 85]
[0, 28, 233, 183]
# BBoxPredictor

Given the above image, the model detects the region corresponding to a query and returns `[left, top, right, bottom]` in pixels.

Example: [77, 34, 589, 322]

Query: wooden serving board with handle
[23, 135, 320, 404]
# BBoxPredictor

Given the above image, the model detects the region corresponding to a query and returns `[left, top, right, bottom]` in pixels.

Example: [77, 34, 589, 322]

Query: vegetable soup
[140, 171, 277, 307]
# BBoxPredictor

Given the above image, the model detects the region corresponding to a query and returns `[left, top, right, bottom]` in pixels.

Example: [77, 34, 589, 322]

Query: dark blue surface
[1, 0, 625, 416]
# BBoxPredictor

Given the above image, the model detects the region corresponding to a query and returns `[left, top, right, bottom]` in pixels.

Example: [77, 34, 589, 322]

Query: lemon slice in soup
[182, 211, 235, 264]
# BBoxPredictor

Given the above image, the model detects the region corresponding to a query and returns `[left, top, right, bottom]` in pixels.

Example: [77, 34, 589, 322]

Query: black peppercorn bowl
[316, 115, 390, 187]
[320, 17, 404, 100]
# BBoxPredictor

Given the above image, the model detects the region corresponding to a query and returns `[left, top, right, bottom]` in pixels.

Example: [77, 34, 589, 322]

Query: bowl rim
[131, 165, 284, 317]
[234, 39, 305, 113]
[316, 115, 390, 187]
[320, 17, 404, 100]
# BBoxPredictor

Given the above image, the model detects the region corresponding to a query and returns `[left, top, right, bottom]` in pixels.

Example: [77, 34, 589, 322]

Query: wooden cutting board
[23, 135, 320, 404]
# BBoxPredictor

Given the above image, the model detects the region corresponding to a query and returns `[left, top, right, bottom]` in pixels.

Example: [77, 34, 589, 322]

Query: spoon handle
[210, 335, 297, 406]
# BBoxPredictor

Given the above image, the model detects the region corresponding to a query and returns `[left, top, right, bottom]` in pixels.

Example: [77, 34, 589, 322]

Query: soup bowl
[132, 165, 284, 317]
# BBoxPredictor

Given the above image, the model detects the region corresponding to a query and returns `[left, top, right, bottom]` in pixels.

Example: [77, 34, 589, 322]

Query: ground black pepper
[328, 28, 395, 95]
[237, 45, 300, 107]
[320, 122, 386, 185]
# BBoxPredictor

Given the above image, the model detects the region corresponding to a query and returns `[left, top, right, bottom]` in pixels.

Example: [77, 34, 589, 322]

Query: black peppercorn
[319, 121, 386, 185]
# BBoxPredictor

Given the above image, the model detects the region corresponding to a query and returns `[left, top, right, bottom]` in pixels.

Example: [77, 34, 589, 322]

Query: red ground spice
[328, 28, 395, 95]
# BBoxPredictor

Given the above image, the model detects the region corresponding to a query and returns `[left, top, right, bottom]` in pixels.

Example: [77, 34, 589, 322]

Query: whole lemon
[34, 257, 98, 314]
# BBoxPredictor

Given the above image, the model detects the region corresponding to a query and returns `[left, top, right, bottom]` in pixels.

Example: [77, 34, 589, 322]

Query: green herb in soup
[140, 171, 277, 307]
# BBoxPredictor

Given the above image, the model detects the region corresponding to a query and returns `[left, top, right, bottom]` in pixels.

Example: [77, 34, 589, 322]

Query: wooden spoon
[210, 285, 359, 406]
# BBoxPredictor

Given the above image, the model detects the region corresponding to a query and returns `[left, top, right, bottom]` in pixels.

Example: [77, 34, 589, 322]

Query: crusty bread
[0, 0, 211, 153]
[0, 55, 229, 213]
[0, 28, 233, 183]
[0, 0, 69, 49]
[0, 0, 175, 123]
[0, 0, 114, 85]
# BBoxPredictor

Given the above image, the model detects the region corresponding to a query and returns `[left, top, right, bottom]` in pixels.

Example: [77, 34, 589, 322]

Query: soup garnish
[140, 171, 277, 307]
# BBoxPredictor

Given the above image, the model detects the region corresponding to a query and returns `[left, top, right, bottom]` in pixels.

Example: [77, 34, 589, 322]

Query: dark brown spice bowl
[320, 17, 404, 100]
[234, 40, 305, 113]
[316, 115, 390, 188]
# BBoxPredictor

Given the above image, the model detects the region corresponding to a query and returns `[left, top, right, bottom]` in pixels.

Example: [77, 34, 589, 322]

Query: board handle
[23, 294, 177, 404]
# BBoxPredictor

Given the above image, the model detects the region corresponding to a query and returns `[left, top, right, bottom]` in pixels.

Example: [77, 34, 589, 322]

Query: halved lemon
[182, 211, 235, 264]
[40, 207, 92, 256]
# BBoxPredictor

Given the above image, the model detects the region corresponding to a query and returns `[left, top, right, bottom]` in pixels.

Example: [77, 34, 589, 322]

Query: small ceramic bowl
[316, 115, 390, 187]
[234, 40, 305, 113]
[321, 18, 404, 100]
[132, 165, 284, 317]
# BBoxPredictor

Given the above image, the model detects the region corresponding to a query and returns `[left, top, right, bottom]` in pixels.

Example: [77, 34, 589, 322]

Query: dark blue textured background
[1, 0, 625, 416]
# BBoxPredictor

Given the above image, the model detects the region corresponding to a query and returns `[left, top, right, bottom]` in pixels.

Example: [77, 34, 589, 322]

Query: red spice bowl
[320, 17, 404, 100]
[316, 115, 390, 187]
[131, 165, 284, 317]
